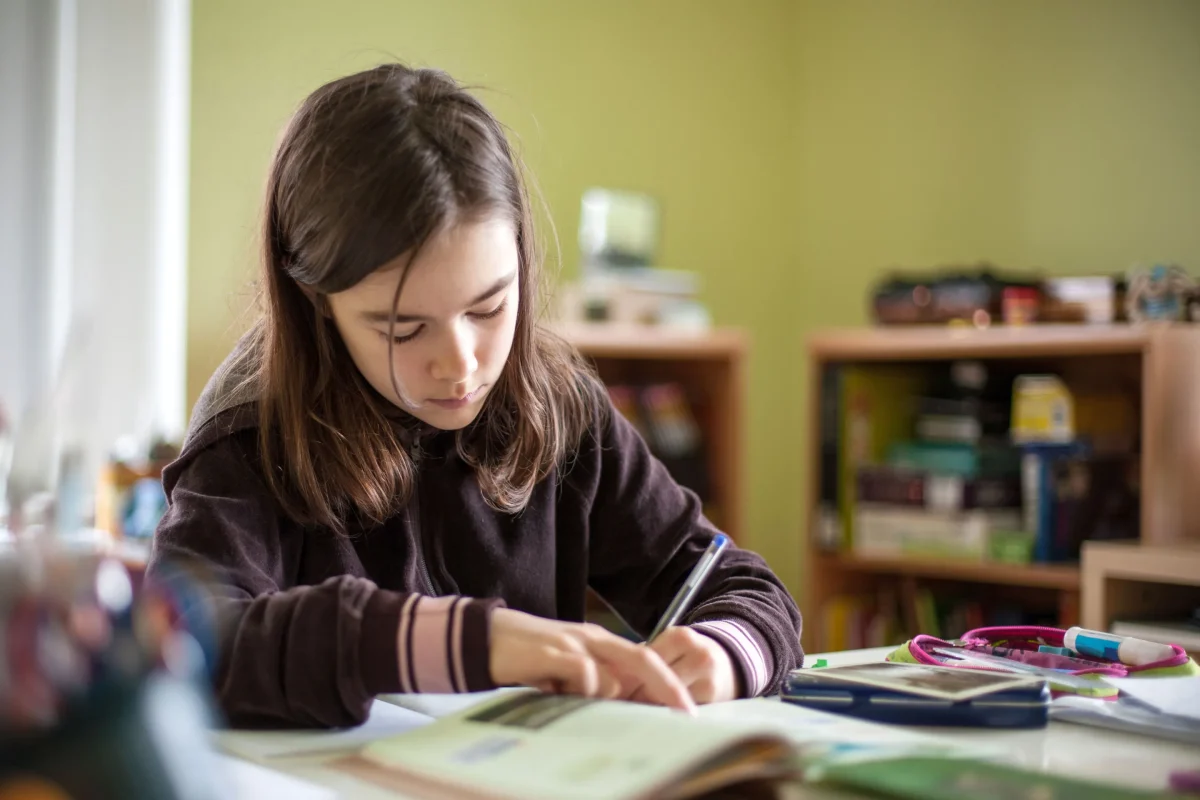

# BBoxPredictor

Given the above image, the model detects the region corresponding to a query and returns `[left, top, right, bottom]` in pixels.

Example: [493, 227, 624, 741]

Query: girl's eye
[383, 326, 422, 345]
[470, 300, 507, 321]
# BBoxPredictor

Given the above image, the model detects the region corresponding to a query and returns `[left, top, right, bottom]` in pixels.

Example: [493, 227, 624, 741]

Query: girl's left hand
[647, 626, 739, 704]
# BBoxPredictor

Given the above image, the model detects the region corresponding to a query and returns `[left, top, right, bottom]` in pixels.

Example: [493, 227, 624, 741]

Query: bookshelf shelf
[804, 323, 1200, 653]
[563, 323, 746, 542]
[809, 324, 1152, 362]
[557, 322, 747, 360]
[824, 553, 1080, 590]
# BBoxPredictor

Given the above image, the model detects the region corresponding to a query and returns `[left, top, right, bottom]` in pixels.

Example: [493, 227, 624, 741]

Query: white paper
[377, 687, 520, 718]
[1051, 694, 1200, 745]
[1107, 675, 1200, 722]
[216, 699, 434, 762]
[218, 753, 337, 800]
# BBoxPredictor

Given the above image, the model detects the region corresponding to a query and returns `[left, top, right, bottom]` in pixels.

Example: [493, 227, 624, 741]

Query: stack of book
[853, 391, 1026, 562]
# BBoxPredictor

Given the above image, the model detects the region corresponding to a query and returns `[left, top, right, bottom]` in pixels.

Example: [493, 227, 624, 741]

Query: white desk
[220, 646, 1200, 798]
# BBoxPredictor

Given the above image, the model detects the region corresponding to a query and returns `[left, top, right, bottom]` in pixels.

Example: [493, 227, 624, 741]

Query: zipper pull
[409, 440, 422, 463]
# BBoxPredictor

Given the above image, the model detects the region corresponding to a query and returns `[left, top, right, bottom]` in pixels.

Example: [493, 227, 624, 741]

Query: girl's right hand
[488, 608, 696, 713]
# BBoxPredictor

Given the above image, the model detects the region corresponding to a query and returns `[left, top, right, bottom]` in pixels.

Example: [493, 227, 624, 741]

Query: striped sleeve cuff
[360, 593, 505, 696]
[689, 619, 773, 698]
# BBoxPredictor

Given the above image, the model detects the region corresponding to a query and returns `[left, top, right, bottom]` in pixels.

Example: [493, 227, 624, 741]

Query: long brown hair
[247, 63, 600, 532]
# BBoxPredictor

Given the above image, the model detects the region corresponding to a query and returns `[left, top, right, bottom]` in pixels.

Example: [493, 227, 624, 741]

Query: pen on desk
[647, 534, 730, 642]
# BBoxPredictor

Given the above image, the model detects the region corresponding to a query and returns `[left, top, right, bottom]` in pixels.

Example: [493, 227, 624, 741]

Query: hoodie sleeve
[147, 429, 501, 729]
[584, 403, 804, 697]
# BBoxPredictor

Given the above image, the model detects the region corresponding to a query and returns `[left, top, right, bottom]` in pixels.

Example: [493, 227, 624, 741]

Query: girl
[149, 63, 803, 728]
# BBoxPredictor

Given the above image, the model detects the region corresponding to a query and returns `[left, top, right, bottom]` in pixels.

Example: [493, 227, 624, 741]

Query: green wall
[188, 0, 805, 586]
[793, 0, 1200, 332]
[189, 0, 1200, 597]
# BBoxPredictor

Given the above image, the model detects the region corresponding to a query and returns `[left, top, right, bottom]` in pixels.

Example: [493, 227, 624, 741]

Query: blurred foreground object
[3, 324, 222, 797]
[94, 438, 179, 544]
[0, 547, 228, 799]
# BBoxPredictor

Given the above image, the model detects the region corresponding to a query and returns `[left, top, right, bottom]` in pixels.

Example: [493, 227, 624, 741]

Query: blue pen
[647, 534, 730, 642]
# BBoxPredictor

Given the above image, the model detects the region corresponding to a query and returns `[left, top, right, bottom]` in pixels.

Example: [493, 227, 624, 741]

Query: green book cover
[818, 757, 1172, 800]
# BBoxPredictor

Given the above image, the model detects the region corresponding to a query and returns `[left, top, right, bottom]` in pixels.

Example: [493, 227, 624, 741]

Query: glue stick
[1063, 627, 1176, 666]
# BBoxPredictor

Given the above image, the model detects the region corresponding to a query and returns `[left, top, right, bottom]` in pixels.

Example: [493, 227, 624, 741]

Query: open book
[328, 689, 977, 800]
[333, 691, 792, 799]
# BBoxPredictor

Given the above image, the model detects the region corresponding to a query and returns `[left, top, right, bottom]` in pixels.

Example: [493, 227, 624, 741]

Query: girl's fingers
[539, 648, 599, 697]
[595, 667, 623, 699]
[531, 659, 621, 700]
[514, 622, 698, 708]
[585, 635, 695, 713]
[662, 647, 710, 687]
[646, 628, 690, 669]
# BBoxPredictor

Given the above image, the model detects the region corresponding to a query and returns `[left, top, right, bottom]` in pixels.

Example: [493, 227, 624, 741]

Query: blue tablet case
[781, 671, 1050, 729]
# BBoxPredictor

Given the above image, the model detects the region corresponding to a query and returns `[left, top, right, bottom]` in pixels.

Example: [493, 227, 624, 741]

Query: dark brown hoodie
[148, 340, 803, 728]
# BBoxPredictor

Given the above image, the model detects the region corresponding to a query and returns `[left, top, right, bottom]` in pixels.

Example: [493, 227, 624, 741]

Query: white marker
[1063, 627, 1177, 667]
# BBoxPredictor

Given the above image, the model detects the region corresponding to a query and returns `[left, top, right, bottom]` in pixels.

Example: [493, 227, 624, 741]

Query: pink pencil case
[887, 625, 1198, 698]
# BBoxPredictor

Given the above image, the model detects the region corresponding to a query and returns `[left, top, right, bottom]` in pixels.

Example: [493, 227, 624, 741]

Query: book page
[359, 691, 787, 800]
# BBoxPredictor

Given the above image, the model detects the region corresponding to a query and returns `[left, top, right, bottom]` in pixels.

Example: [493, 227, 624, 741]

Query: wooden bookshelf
[1081, 540, 1200, 633]
[558, 322, 748, 360]
[560, 323, 747, 541]
[803, 323, 1200, 653]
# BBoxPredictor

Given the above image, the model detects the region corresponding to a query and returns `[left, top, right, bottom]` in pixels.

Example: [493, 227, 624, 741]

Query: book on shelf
[822, 584, 1053, 647]
[856, 465, 1021, 512]
[853, 504, 1024, 561]
[819, 592, 901, 652]
[1020, 446, 1138, 563]
[900, 582, 942, 640]
[815, 364, 925, 551]
[887, 440, 1021, 479]
[902, 588, 1050, 641]
[916, 413, 984, 445]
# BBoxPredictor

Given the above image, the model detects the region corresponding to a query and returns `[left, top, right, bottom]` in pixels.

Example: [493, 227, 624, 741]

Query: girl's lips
[428, 386, 483, 410]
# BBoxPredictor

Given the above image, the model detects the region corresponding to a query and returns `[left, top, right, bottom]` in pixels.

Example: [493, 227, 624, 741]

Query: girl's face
[327, 218, 520, 430]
